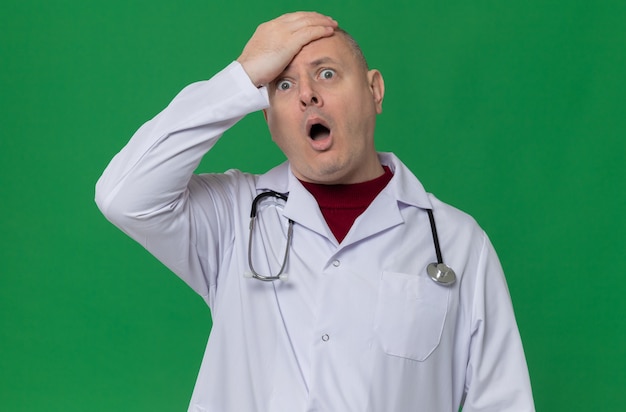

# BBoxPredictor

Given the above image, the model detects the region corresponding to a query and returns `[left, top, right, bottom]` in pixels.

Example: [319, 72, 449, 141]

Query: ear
[367, 69, 385, 114]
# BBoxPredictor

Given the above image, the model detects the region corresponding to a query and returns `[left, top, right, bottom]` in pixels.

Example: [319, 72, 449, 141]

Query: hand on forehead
[237, 12, 339, 87]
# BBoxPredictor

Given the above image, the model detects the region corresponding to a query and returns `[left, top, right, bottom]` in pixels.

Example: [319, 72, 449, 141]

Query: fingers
[237, 12, 338, 87]
[280, 11, 337, 31]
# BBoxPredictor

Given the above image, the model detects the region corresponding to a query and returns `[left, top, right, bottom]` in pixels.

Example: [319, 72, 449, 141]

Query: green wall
[1, 1, 624, 410]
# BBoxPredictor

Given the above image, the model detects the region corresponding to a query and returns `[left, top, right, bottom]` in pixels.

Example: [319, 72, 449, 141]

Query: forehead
[286, 33, 357, 70]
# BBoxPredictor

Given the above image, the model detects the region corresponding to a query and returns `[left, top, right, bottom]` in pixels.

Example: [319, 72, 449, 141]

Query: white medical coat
[95, 62, 535, 411]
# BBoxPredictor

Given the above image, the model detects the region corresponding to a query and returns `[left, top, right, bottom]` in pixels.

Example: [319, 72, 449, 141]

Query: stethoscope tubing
[245, 191, 456, 285]
[246, 191, 294, 281]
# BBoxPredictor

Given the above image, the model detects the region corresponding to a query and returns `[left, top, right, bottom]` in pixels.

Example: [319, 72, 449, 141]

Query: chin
[292, 152, 353, 183]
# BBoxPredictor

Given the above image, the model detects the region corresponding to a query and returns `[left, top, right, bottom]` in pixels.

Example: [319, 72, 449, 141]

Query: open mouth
[308, 123, 331, 141]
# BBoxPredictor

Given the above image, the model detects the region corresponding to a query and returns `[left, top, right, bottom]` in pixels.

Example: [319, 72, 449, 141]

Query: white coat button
[332, 260, 340, 267]
[322, 334, 330, 342]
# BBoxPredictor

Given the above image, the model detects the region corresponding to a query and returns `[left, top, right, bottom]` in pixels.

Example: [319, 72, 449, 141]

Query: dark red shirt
[299, 166, 393, 243]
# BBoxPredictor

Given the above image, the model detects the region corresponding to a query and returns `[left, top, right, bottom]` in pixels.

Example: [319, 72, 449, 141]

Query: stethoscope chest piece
[427, 262, 456, 286]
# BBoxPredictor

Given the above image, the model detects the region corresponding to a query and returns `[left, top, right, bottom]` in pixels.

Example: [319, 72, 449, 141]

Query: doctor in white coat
[95, 11, 535, 412]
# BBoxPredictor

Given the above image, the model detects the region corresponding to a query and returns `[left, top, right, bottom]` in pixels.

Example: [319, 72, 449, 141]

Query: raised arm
[94, 12, 338, 297]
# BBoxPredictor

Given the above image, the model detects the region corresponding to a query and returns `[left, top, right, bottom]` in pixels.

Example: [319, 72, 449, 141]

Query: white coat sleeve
[462, 233, 535, 411]
[95, 62, 269, 301]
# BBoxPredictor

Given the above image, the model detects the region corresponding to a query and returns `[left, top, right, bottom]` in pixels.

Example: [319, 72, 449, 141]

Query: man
[96, 12, 535, 411]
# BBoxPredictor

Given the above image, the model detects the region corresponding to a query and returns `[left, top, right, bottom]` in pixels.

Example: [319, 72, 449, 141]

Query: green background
[1, 0, 624, 410]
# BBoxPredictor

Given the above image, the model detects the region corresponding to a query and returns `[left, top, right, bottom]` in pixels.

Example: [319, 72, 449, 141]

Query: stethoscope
[244, 190, 456, 286]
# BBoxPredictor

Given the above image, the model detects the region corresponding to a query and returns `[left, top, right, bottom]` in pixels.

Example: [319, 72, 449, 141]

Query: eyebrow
[308, 57, 338, 67]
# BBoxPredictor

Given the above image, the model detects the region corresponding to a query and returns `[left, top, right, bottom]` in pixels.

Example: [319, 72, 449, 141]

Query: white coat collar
[255, 153, 433, 244]
[256, 153, 432, 208]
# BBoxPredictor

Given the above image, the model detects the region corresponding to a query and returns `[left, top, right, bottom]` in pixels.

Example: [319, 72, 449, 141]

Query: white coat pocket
[374, 271, 450, 361]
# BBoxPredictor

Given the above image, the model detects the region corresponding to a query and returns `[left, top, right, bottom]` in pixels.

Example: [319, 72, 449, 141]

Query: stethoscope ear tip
[427, 262, 456, 286]
[279, 273, 289, 281]
[243, 271, 253, 279]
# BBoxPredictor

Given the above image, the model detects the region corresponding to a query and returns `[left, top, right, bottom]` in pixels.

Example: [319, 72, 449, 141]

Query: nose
[299, 79, 322, 109]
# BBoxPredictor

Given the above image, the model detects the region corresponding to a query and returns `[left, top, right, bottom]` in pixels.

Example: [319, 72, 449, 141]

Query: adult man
[96, 12, 535, 411]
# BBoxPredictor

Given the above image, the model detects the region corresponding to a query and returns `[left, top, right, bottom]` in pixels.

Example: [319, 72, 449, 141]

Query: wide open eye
[276, 79, 293, 91]
[319, 69, 335, 80]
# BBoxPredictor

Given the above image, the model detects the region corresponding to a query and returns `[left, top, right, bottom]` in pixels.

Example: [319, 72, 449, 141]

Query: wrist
[236, 58, 263, 88]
